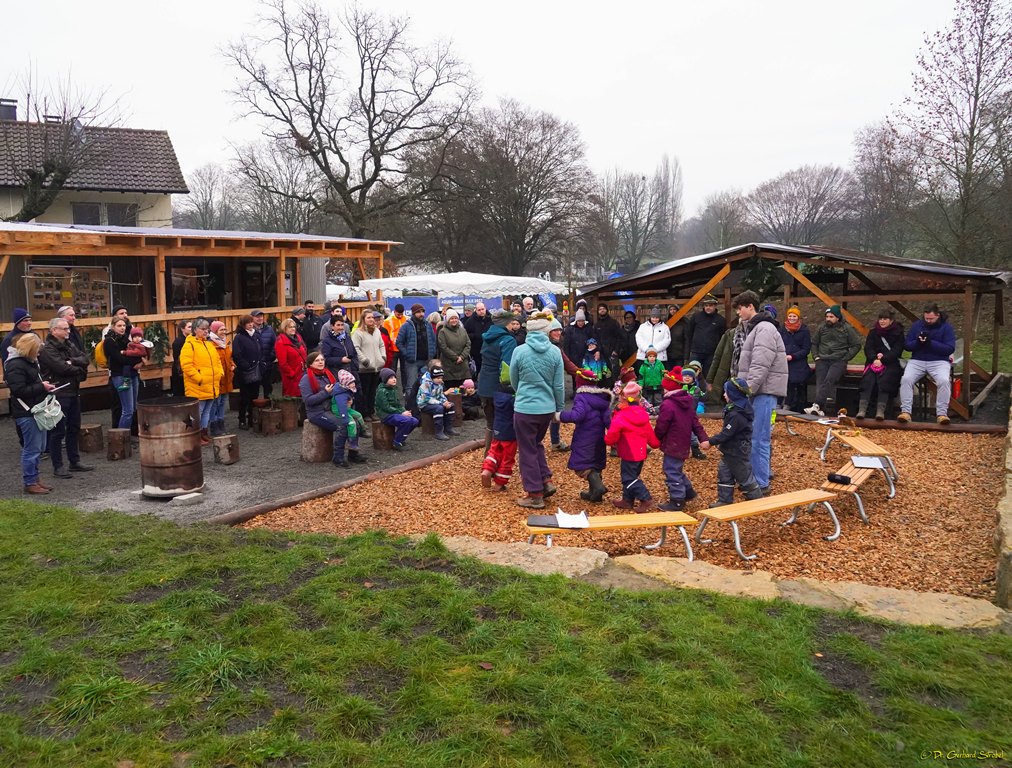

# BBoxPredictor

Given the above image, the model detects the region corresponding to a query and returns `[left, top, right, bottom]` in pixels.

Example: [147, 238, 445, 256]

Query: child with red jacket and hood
[653, 367, 709, 511]
[604, 380, 660, 510]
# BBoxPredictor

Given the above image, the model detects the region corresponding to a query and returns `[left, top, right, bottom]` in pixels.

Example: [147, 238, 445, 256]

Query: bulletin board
[26, 264, 111, 321]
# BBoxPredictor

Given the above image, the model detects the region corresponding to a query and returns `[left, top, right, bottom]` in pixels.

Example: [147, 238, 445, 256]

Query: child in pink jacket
[604, 381, 660, 511]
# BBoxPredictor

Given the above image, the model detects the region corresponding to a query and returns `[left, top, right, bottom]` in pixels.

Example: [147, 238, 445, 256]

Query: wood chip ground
[242, 421, 1005, 600]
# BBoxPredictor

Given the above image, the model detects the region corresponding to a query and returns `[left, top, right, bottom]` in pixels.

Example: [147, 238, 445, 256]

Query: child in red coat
[604, 381, 660, 510]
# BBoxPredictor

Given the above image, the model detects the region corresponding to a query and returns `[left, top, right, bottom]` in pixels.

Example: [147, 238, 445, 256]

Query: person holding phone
[299, 351, 351, 467]
[39, 316, 93, 478]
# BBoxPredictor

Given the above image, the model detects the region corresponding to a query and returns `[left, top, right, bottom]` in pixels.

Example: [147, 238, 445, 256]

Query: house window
[72, 203, 100, 225]
[107, 203, 138, 227]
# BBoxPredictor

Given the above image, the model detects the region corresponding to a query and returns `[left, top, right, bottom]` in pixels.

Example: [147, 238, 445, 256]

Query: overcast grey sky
[3, 0, 957, 215]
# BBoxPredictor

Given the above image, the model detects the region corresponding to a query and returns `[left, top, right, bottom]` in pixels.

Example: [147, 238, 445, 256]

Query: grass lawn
[1, 502, 1010, 768]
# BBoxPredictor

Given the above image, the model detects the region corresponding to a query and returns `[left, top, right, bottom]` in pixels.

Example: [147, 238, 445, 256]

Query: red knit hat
[662, 368, 682, 392]
[619, 366, 637, 384]
[575, 368, 597, 382]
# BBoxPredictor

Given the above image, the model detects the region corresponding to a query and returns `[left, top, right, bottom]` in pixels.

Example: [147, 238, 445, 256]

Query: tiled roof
[0, 121, 188, 194]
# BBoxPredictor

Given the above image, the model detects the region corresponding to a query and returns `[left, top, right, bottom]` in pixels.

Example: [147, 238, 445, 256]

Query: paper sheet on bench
[555, 510, 590, 528]
[851, 455, 885, 469]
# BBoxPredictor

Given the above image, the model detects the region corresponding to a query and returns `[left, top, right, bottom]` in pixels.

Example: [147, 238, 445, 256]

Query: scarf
[784, 316, 802, 332]
[210, 332, 226, 349]
[307, 368, 336, 393]
[873, 320, 894, 336]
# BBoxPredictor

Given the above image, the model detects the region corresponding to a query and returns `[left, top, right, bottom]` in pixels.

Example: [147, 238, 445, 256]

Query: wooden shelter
[0, 222, 397, 401]
[578, 243, 1009, 418]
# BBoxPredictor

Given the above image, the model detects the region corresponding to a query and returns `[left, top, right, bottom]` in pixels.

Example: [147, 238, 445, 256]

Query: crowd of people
[2, 293, 956, 499]
[472, 291, 958, 510]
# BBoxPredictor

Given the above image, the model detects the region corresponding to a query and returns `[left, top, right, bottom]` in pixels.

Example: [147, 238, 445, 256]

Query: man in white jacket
[635, 306, 671, 366]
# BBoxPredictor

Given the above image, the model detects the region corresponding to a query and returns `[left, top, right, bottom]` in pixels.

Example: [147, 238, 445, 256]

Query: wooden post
[279, 398, 300, 432]
[155, 247, 167, 315]
[447, 392, 462, 418]
[107, 428, 132, 461]
[260, 408, 282, 436]
[301, 421, 334, 462]
[372, 419, 394, 450]
[212, 434, 240, 465]
[962, 284, 973, 411]
[79, 423, 104, 453]
[277, 250, 287, 308]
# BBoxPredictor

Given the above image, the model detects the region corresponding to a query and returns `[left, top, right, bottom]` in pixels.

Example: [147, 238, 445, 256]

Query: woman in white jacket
[635, 306, 672, 363]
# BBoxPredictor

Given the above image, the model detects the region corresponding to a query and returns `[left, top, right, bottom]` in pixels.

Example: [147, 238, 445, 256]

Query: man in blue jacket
[396, 303, 438, 396]
[252, 310, 277, 399]
[897, 304, 956, 425]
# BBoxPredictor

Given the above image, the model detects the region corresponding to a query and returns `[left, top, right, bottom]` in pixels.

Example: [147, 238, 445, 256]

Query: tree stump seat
[301, 421, 334, 462]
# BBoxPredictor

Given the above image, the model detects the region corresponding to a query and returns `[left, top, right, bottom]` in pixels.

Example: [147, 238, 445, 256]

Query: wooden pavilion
[0, 221, 397, 401]
[578, 243, 1009, 418]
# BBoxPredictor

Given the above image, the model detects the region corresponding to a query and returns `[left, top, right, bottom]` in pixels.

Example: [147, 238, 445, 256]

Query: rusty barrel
[138, 397, 204, 497]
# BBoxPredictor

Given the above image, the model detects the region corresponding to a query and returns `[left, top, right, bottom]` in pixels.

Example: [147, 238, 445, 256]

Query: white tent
[358, 271, 567, 298]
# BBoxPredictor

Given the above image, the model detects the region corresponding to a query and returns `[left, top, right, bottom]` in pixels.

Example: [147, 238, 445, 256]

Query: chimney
[0, 99, 16, 121]
[44, 114, 63, 124]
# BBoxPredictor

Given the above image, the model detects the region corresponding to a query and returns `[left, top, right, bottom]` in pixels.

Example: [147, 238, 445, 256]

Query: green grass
[1, 502, 1010, 767]
[971, 330, 1012, 373]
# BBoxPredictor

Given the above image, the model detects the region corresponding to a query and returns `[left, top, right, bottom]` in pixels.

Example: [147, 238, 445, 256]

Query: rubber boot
[875, 398, 888, 421]
[580, 470, 607, 503]
[484, 428, 493, 454]
[445, 412, 460, 436]
[743, 483, 764, 501]
[856, 398, 868, 419]
[691, 445, 707, 460]
[433, 417, 450, 441]
[199, 428, 210, 446]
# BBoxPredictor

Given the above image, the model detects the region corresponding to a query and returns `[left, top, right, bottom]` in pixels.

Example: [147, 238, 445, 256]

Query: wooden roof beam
[782, 262, 867, 335]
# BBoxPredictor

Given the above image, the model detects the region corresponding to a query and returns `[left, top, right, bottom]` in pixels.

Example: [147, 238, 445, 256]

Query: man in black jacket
[39, 316, 94, 477]
[463, 301, 492, 375]
[296, 301, 324, 352]
[685, 295, 726, 374]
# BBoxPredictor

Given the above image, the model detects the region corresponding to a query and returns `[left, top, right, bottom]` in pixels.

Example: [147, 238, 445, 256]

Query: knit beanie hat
[686, 360, 702, 374]
[786, 305, 801, 320]
[548, 318, 563, 332]
[462, 378, 475, 389]
[429, 365, 444, 378]
[445, 308, 459, 319]
[292, 307, 306, 317]
[13, 307, 31, 324]
[622, 381, 642, 401]
[574, 309, 587, 322]
[826, 305, 843, 320]
[661, 369, 682, 392]
[209, 321, 226, 335]
[650, 306, 662, 318]
[525, 311, 553, 334]
[763, 304, 778, 320]
[111, 304, 127, 316]
[337, 369, 356, 388]
[682, 367, 697, 382]
[491, 309, 513, 327]
[575, 368, 597, 383]
[130, 327, 145, 338]
[380, 367, 396, 384]
[586, 337, 598, 348]
[645, 347, 657, 358]
[394, 303, 405, 313]
[410, 303, 425, 314]
[619, 366, 638, 384]
[724, 376, 752, 408]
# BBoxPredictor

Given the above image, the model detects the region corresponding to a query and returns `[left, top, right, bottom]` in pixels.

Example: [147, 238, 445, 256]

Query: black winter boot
[692, 445, 707, 460]
[587, 470, 607, 502]
[348, 450, 367, 464]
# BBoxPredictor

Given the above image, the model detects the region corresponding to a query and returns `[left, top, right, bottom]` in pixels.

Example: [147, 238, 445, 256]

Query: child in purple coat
[559, 368, 613, 502]
[654, 368, 709, 511]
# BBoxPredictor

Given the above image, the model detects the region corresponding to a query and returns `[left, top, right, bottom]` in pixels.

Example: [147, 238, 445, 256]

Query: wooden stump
[279, 398, 300, 432]
[107, 428, 132, 461]
[372, 419, 394, 450]
[260, 408, 282, 436]
[212, 434, 240, 465]
[251, 398, 270, 433]
[79, 423, 104, 453]
[447, 392, 462, 417]
[301, 421, 333, 462]
[419, 411, 436, 436]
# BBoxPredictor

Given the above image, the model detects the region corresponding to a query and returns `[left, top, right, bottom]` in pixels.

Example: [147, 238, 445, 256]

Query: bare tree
[465, 100, 592, 276]
[232, 141, 322, 233]
[1, 71, 120, 222]
[891, 0, 1012, 266]
[745, 164, 854, 245]
[581, 170, 621, 274]
[226, 0, 476, 238]
[850, 123, 921, 257]
[174, 163, 243, 230]
[613, 155, 683, 272]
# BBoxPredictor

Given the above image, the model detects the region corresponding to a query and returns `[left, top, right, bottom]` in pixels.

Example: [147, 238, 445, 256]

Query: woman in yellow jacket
[179, 318, 223, 445]
[208, 320, 234, 437]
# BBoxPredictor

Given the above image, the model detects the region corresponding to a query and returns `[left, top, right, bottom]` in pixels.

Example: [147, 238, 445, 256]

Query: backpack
[94, 337, 108, 369]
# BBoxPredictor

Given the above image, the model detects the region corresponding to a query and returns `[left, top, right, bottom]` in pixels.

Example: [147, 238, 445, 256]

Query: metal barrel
[138, 397, 204, 497]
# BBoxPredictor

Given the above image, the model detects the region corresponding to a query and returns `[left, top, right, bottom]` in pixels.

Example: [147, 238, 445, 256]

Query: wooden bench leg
[819, 428, 834, 461]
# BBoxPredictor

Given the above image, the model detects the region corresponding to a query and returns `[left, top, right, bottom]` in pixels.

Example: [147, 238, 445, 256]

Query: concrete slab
[615, 554, 781, 600]
[438, 535, 608, 578]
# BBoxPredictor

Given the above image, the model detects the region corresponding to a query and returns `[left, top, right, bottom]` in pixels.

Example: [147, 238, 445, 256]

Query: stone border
[205, 439, 483, 527]
[994, 399, 1012, 608]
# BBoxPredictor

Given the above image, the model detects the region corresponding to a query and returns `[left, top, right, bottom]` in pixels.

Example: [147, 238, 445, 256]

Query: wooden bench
[695, 489, 839, 561]
[526, 511, 701, 560]
[821, 457, 895, 524]
[820, 428, 899, 482]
